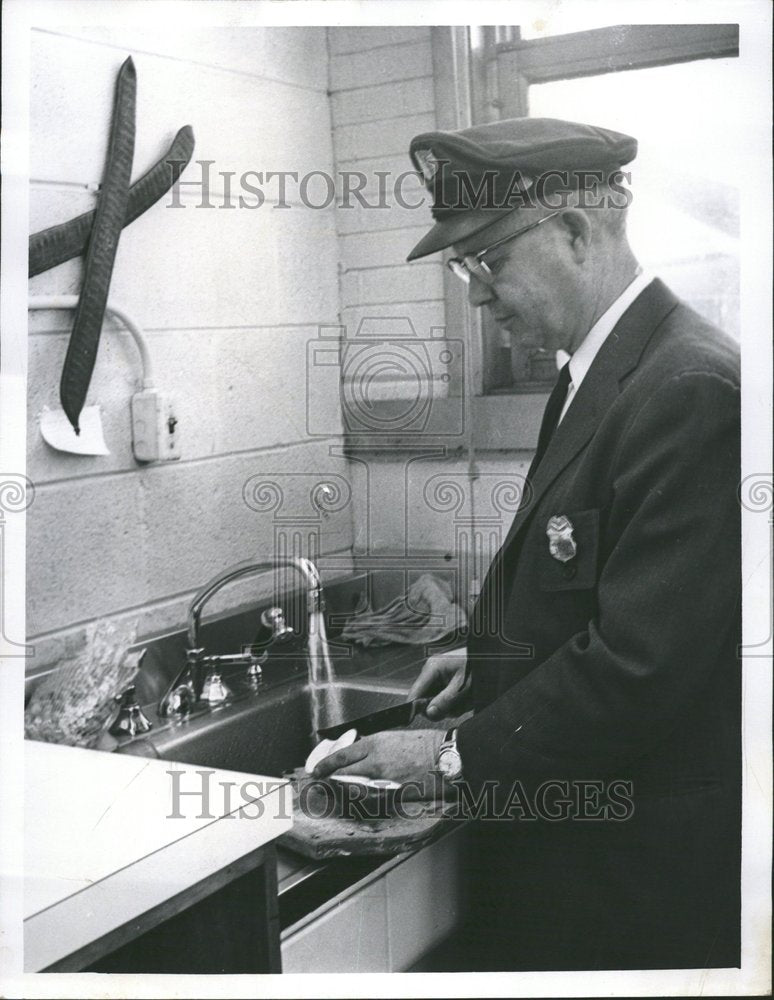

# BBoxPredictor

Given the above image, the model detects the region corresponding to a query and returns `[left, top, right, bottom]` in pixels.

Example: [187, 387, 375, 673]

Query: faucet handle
[200, 668, 231, 705]
[260, 606, 293, 641]
[163, 683, 196, 718]
[109, 684, 153, 737]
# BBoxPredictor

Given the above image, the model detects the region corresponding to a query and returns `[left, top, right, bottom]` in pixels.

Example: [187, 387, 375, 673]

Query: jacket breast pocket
[538, 507, 600, 592]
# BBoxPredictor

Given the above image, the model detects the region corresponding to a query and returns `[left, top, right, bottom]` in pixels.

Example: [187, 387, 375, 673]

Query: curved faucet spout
[187, 556, 323, 648]
[159, 556, 331, 718]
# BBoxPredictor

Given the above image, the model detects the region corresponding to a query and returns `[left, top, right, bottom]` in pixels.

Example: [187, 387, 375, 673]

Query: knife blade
[316, 698, 430, 741]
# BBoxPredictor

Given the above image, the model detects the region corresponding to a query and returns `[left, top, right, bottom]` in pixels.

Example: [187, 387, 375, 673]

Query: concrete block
[40, 26, 329, 91]
[28, 187, 94, 314]
[260, 27, 329, 90]
[338, 225, 431, 271]
[334, 196, 428, 237]
[340, 270, 359, 306]
[82, 191, 340, 331]
[30, 32, 333, 187]
[327, 26, 431, 55]
[265, 207, 341, 326]
[332, 150, 429, 233]
[341, 263, 444, 307]
[140, 444, 355, 600]
[28, 322, 346, 483]
[27, 442, 354, 638]
[26, 553, 355, 669]
[27, 475, 147, 637]
[335, 153, 424, 212]
[341, 301, 446, 341]
[403, 457, 472, 558]
[211, 326, 344, 454]
[333, 113, 435, 163]
[331, 77, 434, 128]
[333, 156, 430, 235]
[330, 40, 432, 91]
[345, 454, 469, 559]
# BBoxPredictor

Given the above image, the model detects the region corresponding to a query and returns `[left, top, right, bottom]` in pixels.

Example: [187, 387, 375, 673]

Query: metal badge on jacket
[546, 514, 577, 563]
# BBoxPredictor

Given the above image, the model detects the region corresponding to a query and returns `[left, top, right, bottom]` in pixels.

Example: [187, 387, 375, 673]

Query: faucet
[158, 557, 332, 718]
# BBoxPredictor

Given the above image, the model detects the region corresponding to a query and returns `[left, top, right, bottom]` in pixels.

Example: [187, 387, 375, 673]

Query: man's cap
[406, 117, 637, 261]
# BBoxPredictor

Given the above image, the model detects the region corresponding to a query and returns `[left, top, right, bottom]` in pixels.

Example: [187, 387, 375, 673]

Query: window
[457, 24, 741, 395]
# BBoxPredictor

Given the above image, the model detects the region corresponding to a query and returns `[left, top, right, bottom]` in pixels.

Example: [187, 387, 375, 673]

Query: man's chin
[496, 315, 522, 337]
[505, 324, 542, 349]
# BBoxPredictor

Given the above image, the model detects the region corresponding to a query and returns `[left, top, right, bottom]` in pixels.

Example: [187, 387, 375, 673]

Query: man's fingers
[321, 759, 374, 779]
[312, 742, 368, 778]
[427, 673, 464, 719]
[426, 693, 452, 719]
[408, 662, 438, 702]
[410, 649, 467, 704]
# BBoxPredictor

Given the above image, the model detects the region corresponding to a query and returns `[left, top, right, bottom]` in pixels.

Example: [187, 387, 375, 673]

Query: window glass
[530, 57, 743, 339]
[520, 14, 629, 40]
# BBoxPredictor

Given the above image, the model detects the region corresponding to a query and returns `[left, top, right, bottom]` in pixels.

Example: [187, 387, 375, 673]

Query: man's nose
[467, 273, 494, 308]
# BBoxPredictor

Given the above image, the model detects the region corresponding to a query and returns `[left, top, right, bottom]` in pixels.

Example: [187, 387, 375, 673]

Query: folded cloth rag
[341, 574, 466, 647]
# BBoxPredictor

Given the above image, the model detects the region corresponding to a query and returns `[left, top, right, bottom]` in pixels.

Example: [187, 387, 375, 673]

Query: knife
[316, 699, 430, 741]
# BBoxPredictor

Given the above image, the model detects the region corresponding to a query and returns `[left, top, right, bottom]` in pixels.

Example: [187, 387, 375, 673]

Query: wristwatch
[436, 727, 463, 782]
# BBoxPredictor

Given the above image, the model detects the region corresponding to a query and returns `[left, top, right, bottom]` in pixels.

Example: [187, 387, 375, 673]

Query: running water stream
[308, 605, 344, 740]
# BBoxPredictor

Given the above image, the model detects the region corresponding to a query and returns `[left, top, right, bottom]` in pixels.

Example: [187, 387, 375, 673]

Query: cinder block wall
[27, 27, 354, 672]
[328, 27, 445, 346]
[327, 27, 456, 563]
[326, 27, 492, 606]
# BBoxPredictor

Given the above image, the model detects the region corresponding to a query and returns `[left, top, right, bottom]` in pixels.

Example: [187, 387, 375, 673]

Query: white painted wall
[27, 25, 524, 671]
[329, 27, 446, 378]
[27, 27, 354, 670]
[327, 27, 501, 607]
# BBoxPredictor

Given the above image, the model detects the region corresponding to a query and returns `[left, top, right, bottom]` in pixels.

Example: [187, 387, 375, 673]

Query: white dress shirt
[556, 268, 654, 424]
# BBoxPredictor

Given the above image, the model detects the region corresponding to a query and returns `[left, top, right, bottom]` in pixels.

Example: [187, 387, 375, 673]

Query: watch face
[439, 748, 462, 780]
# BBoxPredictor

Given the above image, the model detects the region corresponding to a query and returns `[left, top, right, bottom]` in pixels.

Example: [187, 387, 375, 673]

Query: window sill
[341, 394, 547, 454]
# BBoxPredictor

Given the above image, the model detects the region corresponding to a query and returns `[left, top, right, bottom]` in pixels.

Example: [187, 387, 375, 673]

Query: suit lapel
[500, 278, 679, 552]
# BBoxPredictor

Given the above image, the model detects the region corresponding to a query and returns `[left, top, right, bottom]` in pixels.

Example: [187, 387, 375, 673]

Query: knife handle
[411, 698, 431, 719]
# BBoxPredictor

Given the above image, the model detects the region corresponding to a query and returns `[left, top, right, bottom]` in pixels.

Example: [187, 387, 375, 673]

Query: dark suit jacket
[458, 279, 741, 970]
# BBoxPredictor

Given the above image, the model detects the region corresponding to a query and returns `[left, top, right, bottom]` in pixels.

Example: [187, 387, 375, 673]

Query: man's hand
[409, 646, 471, 720]
[311, 729, 445, 798]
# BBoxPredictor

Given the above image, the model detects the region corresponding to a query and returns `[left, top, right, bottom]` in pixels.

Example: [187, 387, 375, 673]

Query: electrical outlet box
[131, 390, 181, 463]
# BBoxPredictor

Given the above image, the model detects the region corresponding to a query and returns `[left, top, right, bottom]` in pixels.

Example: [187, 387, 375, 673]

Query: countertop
[23, 740, 292, 971]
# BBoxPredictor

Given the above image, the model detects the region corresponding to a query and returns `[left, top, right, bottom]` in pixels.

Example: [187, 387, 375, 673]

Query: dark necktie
[527, 361, 572, 481]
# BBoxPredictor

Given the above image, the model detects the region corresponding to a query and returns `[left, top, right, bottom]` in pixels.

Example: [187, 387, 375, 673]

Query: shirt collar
[556, 268, 654, 388]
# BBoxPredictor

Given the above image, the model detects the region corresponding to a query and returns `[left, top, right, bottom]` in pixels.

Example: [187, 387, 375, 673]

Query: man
[314, 118, 741, 971]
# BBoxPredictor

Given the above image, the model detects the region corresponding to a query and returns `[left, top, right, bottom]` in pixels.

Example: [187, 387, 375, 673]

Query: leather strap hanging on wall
[29, 125, 195, 278]
[29, 55, 196, 435]
[58, 56, 137, 435]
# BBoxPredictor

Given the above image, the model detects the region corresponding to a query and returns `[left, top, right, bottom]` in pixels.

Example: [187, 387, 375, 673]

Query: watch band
[437, 727, 463, 782]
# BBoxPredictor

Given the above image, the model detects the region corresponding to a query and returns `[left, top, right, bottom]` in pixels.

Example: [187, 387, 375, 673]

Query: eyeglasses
[446, 210, 562, 285]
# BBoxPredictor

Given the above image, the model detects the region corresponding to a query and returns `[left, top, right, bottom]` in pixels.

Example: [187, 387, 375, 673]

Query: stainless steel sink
[115, 671, 455, 924]
[118, 680, 431, 777]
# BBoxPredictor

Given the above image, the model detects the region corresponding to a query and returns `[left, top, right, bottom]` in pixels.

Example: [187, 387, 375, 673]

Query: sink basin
[119, 681, 435, 777]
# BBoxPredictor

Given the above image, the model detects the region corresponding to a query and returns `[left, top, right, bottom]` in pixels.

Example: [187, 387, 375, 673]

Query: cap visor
[406, 207, 516, 261]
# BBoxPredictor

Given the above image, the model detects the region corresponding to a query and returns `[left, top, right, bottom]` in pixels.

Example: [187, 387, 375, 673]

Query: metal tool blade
[316, 699, 429, 741]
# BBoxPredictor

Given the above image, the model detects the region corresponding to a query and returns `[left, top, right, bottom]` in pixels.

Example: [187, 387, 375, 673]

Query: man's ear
[559, 209, 592, 262]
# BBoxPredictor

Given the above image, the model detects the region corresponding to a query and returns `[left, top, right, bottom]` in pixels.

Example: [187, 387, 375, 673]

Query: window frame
[342, 24, 740, 455]
[427, 23, 739, 450]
